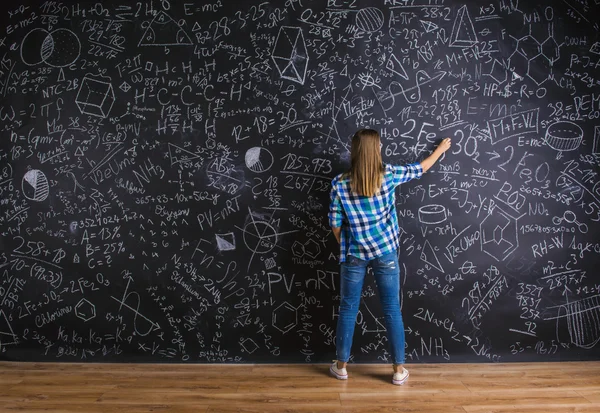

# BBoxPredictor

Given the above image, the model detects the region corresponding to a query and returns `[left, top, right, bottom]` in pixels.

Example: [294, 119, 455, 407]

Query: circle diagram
[355, 8, 384, 33]
[21, 28, 81, 67]
[545, 121, 583, 152]
[245, 147, 273, 173]
[243, 220, 277, 254]
[22, 170, 49, 202]
[20, 28, 48, 66]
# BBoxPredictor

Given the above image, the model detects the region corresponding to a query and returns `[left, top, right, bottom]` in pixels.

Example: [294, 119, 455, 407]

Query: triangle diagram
[449, 5, 477, 47]
[168, 143, 201, 166]
[275, 59, 304, 84]
[272, 57, 291, 76]
[272, 26, 303, 59]
[420, 239, 444, 272]
[590, 42, 600, 55]
[57, 68, 65, 82]
[385, 53, 409, 81]
[282, 59, 302, 78]
[139, 11, 193, 47]
[420, 20, 439, 33]
[215, 233, 236, 251]
[359, 301, 387, 333]
[0, 309, 18, 346]
[291, 32, 308, 60]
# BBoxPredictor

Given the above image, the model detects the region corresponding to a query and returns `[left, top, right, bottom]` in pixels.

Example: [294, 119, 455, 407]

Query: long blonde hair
[348, 129, 384, 197]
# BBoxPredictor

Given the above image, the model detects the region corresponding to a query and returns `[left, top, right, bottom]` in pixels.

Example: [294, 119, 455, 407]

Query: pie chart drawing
[245, 147, 273, 173]
[22, 170, 49, 202]
[21, 28, 81, 67]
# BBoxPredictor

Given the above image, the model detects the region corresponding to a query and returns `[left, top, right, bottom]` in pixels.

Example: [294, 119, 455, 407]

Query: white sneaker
[392, 367, 409, 385]
[329, 361, 348, 380]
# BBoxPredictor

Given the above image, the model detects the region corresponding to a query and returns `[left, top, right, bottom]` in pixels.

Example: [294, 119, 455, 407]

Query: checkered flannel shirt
[328, 163, 423, 263]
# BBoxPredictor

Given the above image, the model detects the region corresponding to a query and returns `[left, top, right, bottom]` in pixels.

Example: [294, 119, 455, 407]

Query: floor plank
[576, 389, 600, 403]
[0, 361, 598, 413]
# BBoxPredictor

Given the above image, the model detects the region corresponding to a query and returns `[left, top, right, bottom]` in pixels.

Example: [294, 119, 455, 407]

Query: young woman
[328, 129, 451, 385]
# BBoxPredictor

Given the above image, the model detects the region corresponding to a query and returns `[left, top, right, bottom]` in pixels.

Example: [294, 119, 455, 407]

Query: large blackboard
[0, 0, 599, 363]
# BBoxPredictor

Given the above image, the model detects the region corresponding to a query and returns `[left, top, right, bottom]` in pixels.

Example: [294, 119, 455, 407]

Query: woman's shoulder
[382, 163, 405, 185]
[332, 171, 350, 184]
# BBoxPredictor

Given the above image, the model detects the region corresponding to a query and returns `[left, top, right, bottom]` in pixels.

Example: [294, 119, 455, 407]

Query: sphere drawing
[355, 8, 384, 33]
[22, 170, 49, 202]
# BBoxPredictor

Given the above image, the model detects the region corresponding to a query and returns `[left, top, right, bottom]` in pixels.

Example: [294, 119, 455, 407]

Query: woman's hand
[436, 137, 452, 154]
[421, 138, 452, 172]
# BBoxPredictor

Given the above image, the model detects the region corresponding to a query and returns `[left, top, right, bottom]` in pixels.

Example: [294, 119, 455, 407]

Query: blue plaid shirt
[328, 163, 423, 263]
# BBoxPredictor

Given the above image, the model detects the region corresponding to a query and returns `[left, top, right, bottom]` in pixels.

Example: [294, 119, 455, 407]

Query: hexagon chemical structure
[291, 239, 322, 259]
[272, 301, 297, 334]
[527, 53, 550, 86]
[291, 241, 305, 258]
[487, 59, 508, 84]
[515, 35, 541, 59]
[508, 50, 528, 81]
[480, 204, 521, 262]
[541, 36, 560, 64]
[303, 239, 321, 259]
[510, 26, 561, 87]
[75, 299, 96, 322]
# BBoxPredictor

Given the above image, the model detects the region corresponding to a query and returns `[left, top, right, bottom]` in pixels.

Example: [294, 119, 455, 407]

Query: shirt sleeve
[328, 178, 343, 228]
[390, 163, 423, 187]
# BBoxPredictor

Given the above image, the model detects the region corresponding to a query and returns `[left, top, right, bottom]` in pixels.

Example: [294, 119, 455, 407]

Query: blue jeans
[336, 251, 406, 364]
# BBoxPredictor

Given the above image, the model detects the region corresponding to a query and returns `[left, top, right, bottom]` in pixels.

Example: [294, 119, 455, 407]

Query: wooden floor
[0, 361, 599, 412]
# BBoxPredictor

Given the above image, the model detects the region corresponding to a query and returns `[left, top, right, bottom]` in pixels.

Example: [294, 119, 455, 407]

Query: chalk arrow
[486, 151, 501, 160]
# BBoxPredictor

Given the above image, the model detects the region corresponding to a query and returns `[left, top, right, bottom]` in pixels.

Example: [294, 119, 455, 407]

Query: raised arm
[420, 137, 452, 173]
